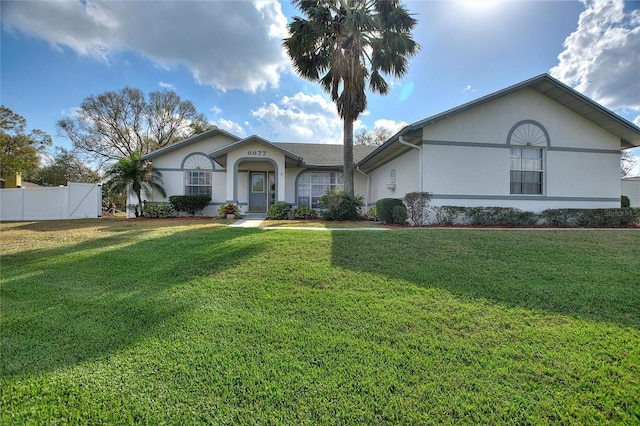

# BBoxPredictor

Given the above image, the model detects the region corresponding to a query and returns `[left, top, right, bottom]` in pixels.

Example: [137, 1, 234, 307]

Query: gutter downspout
[356, 166, 370, 208]
[399, 135, 423, 192]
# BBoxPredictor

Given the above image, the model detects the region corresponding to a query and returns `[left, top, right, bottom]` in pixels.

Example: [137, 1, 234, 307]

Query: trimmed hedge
[431, 206, 465, 226]
[169, 195, 211, 216]
[392, 205, 408, 225]
[376, 198, 405, 224]
[540, 208, 640, 227]
[142, 202, 175, 218]
[466, 207, 538, 227]
[431, 205, 640, 227]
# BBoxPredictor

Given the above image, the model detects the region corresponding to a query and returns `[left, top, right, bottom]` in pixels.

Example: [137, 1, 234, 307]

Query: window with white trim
[508, 121, 547, 195]
[297, 171, 343, 207]
[185, 170, 212, 197]
[510, 147, 543, 194]
[183, 154, 212, 198]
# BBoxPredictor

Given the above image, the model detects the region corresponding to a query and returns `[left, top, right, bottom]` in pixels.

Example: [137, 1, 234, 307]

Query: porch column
[277, 163, 286, 202]
[226, 166, 235, 203]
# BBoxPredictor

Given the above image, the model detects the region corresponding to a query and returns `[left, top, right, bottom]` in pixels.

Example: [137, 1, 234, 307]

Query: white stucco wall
[422, 89, 619, 150]
[423, 145, 509, 196]
[411, 87, 623, 210]
[367, 149, 419, 205]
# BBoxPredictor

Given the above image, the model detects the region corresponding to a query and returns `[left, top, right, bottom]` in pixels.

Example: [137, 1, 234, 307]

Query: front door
[249, 172, 267, 212]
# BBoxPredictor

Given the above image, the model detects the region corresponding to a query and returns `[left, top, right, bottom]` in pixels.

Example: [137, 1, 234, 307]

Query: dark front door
[249, 172, 267, 212]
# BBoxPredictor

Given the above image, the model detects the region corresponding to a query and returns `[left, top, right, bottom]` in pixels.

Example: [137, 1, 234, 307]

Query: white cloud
[550, 0, 640, 112]
[210, 106, 223, 115]
[251, 92, 344, 143]
[213, 118, 246, 137]
[2, 0, 290, 92]
[461, 84, 475, 94]
[159, 81, 175, 90]
[634, 115, 640, 127]
[248, 94, 407, 144]
[371, 119, 407, 135]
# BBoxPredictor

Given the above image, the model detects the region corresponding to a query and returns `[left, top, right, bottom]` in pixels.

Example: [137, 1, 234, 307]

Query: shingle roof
[273, 143, 377, 167]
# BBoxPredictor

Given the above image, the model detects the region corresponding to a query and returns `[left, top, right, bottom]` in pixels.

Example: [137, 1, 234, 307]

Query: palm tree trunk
[343, 118, 354, 195]
[135, 190, 144, 217]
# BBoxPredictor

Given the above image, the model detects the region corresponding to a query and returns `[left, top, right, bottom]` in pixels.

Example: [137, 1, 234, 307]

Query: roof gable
[141, 127, 241, 160]
[209, 135, 303, 168]
[359, 74, 640, 168]
[408, 74, 640, 147]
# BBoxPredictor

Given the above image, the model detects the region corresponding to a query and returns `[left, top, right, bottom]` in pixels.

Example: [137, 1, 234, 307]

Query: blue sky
[2, 0, 639, 172]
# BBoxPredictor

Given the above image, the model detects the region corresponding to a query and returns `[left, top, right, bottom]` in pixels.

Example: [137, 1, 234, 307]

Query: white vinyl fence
[0, 183, 102, 221]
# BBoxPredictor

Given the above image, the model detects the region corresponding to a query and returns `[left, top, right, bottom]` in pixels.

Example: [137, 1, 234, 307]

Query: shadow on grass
[2, 217, 220, 232]
[1, 226, 265, 379]
[330, 229, 640, 327]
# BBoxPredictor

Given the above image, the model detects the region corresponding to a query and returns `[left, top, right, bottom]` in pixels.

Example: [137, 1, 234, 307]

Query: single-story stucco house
[137, 74, 640, 217]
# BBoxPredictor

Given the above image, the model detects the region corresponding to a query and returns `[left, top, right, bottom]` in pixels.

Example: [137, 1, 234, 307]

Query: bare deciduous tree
[355, 126, 393, 146]
[57, 88, 208, 165]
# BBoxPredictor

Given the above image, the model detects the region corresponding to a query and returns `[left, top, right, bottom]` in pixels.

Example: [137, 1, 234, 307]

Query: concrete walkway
[228, 219, 264, 228]
[228, 218, 392, 230]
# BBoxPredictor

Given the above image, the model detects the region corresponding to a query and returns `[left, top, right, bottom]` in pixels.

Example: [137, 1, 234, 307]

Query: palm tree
[284, 0, 419, 195]
[103, 152, 166, 217]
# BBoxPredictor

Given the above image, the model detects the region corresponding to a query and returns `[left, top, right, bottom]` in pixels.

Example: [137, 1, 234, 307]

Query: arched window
[296, 171, 343, 208]
[508, 121, 548, 195]
[183, 154, 213, 197]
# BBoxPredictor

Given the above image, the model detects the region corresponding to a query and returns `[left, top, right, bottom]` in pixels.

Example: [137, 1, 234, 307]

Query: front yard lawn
[1, 219, 639, 424]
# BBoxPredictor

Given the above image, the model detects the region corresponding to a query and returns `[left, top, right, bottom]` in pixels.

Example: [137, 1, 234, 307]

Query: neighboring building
[622, 176, 640, 207]
[2, 172, 22, 188]
[138, 74, 640, 217]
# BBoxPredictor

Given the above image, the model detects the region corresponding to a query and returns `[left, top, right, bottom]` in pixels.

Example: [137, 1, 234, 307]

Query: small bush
[266, 202, 293, 220]
[376, 198, 405, 224]
[392, 205, 408, 225]
[142, 202, 174, 218]
[295, 205, 318, 219]
[621, 195, 630, 208]
[217, 203, 240, 219]
[404, 192, 431, 226]
[169, 195, 211, 216]
[365, 206, 378, 221]
[320, 189, 363, 221]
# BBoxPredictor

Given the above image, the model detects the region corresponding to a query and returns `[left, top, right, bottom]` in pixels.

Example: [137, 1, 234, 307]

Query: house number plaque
[248, 150, 268, 156]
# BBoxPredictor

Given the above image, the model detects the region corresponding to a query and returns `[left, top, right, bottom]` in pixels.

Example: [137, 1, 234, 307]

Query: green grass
[2, 219, 639, 424]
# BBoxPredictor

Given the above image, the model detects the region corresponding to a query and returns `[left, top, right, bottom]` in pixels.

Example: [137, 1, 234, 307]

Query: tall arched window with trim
[183, 154, 212, 198]
[297, 171, 343, 207]
[508, 121, 548, 195]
